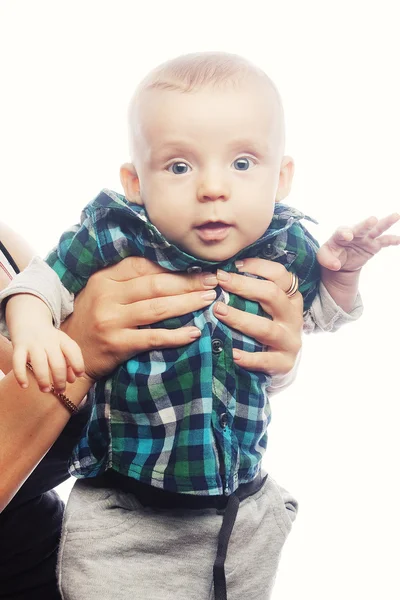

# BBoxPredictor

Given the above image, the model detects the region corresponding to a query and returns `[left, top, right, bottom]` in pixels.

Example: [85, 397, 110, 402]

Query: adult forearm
[0, 335, 12, 374]
[0, 368, 93, 511]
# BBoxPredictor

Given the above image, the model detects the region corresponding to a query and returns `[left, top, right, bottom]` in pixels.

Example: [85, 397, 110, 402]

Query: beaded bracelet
[26, 362, 79, 415]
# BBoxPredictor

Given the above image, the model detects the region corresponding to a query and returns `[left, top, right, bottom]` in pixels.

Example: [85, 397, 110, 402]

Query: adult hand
[61, 257, 218, 381]
[214, 259, 303, 375]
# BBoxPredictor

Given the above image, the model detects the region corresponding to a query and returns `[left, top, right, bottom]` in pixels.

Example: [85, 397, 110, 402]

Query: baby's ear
[120, 163, 143, 205]
[275, 156, 295, 203]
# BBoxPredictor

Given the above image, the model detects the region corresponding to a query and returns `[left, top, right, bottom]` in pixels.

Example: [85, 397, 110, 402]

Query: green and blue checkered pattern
[46, 189, 320, 495]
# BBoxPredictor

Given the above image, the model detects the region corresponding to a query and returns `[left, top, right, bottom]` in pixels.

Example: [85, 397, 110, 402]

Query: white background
[1, 1, 399, 598]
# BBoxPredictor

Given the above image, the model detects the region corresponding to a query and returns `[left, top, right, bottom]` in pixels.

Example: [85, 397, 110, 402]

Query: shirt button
[219, 413, 228, 428]
[187, 266, 202, 274]
[262, 243, 274, 258]
[212, 339, 223, 354]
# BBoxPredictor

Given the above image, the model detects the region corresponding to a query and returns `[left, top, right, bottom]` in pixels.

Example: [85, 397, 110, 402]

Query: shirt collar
[91, 189, 318, 272]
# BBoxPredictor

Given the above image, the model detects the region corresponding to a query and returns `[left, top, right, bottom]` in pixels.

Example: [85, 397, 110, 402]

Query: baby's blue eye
[233, 157, 254, 171]
[168, 162, 190, 174]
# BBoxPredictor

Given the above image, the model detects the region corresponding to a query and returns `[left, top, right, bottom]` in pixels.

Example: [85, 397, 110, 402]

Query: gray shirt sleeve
[303, 281, 363, 334]
[0, 256, 74, 339]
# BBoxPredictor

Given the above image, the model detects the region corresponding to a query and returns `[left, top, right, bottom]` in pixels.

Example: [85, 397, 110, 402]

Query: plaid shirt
[46, 189, 320, 495]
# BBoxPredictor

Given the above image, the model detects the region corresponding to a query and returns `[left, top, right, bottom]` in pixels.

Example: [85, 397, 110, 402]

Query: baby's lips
[195, 222, 232, 242]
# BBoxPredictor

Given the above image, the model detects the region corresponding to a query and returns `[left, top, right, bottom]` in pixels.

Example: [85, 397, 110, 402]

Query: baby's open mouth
[195, 222, 232, 242]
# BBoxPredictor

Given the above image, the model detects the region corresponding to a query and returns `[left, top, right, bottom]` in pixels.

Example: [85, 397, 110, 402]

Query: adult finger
[213, 302, 300, 352]
[104, 256, 167, 282]
[118, 289, 217, 327]
[117, 326, 202, 357]
[83, 326, 202, 379]
[216, 270, 303, 323]
[100, 255, 217, 291]
[87, 262, 218, 306]
[229, 259, 293, 291]
[114, 271, 218, 305]
[232, 349, 296, 375]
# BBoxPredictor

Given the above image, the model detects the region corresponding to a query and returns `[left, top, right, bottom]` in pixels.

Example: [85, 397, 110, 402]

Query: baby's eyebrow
[227, 139, 271, 156]
[151, 142, 195, 160]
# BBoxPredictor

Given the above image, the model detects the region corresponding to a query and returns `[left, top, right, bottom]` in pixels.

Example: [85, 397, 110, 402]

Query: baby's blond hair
[135, 51, 273, 93]
[128, 51, 284, 158]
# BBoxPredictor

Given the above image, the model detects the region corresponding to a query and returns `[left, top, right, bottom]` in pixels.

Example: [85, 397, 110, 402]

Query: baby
[1, 52, 399, 600]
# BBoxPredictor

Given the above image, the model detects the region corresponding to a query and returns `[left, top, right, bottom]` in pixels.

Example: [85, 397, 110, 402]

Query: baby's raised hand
[6, 294, 85, 393]
[317, 213, 400, 272]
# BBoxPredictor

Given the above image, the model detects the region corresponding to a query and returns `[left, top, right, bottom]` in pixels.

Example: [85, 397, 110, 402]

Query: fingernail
[234, 261, 244, 270]
[188, 327, 201, 338]
[21, 383, 28, 389]
[217, 269, 231, 282]
[202, 273, 218, 287]
[41, 386, 51, 393]
[202, 290, 217, 301]
[232, 349, 241, 360]
[214, 301, 228, 316]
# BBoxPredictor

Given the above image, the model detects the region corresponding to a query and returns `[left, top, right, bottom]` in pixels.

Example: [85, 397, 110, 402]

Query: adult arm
[0, 256, 218, 510]
[0, 222, 36, 272]
[0, 222, 35, 375]
[0, 335, 12, 374]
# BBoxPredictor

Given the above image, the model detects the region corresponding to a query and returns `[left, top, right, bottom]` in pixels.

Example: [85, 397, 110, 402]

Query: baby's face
[125, 79, 293, 261]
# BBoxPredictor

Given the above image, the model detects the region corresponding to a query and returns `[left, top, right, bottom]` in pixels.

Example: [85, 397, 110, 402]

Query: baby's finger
[29, 349, 52, 392]
[47, 348, 68, 393]
[351, 216, 378, 238]
[375, 234, 400, 248]
[66, 366, 76, 384]
[330, 228, 354, 245]
[59, 335, 85, 378]
[316, 244, 342, 271]
[368, 213, 400, 239]
[12, 346, 29, 389]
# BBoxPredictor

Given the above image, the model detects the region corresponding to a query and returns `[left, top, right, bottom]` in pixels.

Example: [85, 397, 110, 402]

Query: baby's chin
[177, 241, 243, 264]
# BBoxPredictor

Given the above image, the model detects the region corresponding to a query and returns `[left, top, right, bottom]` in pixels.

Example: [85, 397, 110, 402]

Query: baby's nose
[196, 172, 230, 202]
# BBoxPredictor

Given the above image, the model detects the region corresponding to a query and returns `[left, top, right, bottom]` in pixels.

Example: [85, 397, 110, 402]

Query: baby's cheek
[243, 216, 273, 246]
[146, 202, 188, 242]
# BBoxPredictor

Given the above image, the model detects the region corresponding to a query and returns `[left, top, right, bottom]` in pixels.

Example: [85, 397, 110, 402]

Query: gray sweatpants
[58, 473, 298, 600]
